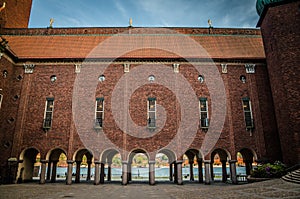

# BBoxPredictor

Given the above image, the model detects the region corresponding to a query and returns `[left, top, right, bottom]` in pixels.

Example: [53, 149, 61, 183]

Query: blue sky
[29, 0, 260, 28]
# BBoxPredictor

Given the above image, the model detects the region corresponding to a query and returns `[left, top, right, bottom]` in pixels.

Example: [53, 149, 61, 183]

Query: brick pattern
[259, 1, 300, 165]
[0, 0, 32, 28]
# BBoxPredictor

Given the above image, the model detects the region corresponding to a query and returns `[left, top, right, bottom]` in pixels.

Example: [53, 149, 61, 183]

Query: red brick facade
[0, 0, 298, 184]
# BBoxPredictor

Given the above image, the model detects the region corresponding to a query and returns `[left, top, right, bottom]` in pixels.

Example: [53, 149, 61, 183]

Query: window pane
[148, 100, 155, 111]
[96, 100, 104, 111]
[243, 101, 250, 111]
[46, 100, 54, 111]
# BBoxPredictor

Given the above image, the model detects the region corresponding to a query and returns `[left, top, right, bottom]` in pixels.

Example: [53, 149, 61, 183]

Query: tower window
[43, 98, 54, 130]
[242, 97, 254, 130]
[147, 98, 156, 128]
[199, 97, 209, 129]
[95, 98, 104, 128]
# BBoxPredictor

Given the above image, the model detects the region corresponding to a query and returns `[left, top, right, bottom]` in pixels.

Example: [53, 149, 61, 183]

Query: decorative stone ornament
[173, 63, 180, 73]
[124, 63, 130, 73]
[245, 64, 255, 74]
[221, 64, 228, 74]
[75, 64, 81, 73]
[23, 63, 35, 74]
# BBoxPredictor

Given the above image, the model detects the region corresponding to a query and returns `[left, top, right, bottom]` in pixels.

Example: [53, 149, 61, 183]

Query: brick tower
[0, 0, 32, 28]
[257, 0, 300, 166]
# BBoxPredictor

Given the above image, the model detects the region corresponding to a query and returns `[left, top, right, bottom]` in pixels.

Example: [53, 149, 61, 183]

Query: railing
[43, 118, 52, 129]
[94, 118, 103, 129]
[200, 118, 209, 129]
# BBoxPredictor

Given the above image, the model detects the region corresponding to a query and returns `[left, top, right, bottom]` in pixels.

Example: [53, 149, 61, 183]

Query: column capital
[176, 160, 183, 164]
[67, 160, 74, 164]
[203, 160, 211, 164]
[23, 63, 35, 74]
[40, 159, 49, 163]
[94, 161, 101, 164]
[148, 161, 156, 164]
[228, 160, 237, 163]
[122, 161, 128, 164]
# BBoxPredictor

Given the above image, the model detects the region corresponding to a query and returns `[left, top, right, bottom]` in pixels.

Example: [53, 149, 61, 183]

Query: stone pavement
[0, 179, 299, 199]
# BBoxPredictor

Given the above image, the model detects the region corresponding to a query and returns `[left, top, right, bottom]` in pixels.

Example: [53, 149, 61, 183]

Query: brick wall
[259, 1, 300, 165]
[0, 0, 32, 28]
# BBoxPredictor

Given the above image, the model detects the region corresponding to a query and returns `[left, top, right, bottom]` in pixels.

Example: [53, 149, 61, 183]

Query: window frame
[95, 97, 104, 128]
[199, 97, 209, 129]
[242, 97, 254, 129]
[147, 97, 156, 128]
[43, 98, 54, 130]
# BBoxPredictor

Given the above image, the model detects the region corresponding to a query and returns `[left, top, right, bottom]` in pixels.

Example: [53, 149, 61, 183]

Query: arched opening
[128, 149, 149, 183]
[211, 148, 230, 183]
[46, 148, 67, 183]
[74, 149, 93, 183]
[156, 149, 176, 183]
[100, 149, 122, 183]
[238, 148, 257, 176]
[184, 149, 203, 183]
[17, 148, 40, 183]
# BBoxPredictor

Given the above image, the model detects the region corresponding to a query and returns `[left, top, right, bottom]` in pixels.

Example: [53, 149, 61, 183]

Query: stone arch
[100, 148, 122, 183]
[128, 148, 150, 162]
[210, 148, 231, 182]
[45, 148, 67, 183]
[17, 147, 40, 183]
[127, 148, 150, 183]
[183, 149, 203, 182]
[238, 148, 257, 175]
[157, 148, 177, 164]
[73, 148, 94, 183]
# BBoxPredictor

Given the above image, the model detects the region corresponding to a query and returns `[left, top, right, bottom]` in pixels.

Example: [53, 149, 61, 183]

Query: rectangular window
[147, 98, 156, 128]
[95, 98, 104, 128]
[242, 97, 254, 129]
[43, 98, 54, 129]
[199, 97, 209, 128]
[0, 94, 3, 109]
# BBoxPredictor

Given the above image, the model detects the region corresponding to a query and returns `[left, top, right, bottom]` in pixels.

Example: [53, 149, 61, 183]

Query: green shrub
[251, 161, 286, 178]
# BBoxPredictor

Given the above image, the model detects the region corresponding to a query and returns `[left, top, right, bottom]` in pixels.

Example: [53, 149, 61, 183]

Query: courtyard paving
[0, 179, 299, 199]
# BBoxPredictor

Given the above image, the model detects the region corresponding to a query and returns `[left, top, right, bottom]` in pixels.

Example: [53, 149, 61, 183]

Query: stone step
[282, 169, 300, 184]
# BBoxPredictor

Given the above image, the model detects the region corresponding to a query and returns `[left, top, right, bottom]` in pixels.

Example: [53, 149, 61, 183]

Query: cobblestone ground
[0, 179, 299, 199]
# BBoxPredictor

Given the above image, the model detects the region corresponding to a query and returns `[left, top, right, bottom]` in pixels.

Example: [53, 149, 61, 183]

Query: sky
[29, 0, 260, 28]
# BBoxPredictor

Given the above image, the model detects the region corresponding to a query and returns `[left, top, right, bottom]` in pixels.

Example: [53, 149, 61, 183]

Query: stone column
[86, 161, 92, 181]
[121, 161, 128, 185]
[149, 161, 155, 185]
[229, 160, 238, 184]
[245, 160, 252, 176]
[204, 160, 211, 185]
[197, 159, 203, 183]
[75, 161, 81, 183]
[50, 161, 58, 183]
[174, 162, 178, 184]
[189, 161, 194, 181]
[169, 163, 173, 182]
[46, 161, 51, 180]
[94, 161, 100, 185]
[100, 163, 105, 184]
[176, 161, 183, 185]
[39, 160, 48, 184]
[66, 160, 73, 185]
[127, 163, 132, 182]
[221, 160, 227, 182]
[210, 161, 214, 181]
[107, 162, 112, 182]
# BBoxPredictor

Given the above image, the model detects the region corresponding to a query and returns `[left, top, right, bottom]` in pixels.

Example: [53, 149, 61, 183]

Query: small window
[95, 98, 104, 128]
[199, 98, 209, 129]
[147, 98, 156, 128]
[242, 97, 254, 129]
[43, 98, 54, 130]
[0, 94, 3, 109]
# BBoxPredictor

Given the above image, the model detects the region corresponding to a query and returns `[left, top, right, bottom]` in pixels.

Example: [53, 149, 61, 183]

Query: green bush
[251, 161, 286, 178]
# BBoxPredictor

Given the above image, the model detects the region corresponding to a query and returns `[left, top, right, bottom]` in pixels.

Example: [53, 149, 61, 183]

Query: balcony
[94, 118, 103, 129]
[200, 118, 209, 129]
[43, 118, 52, 130]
